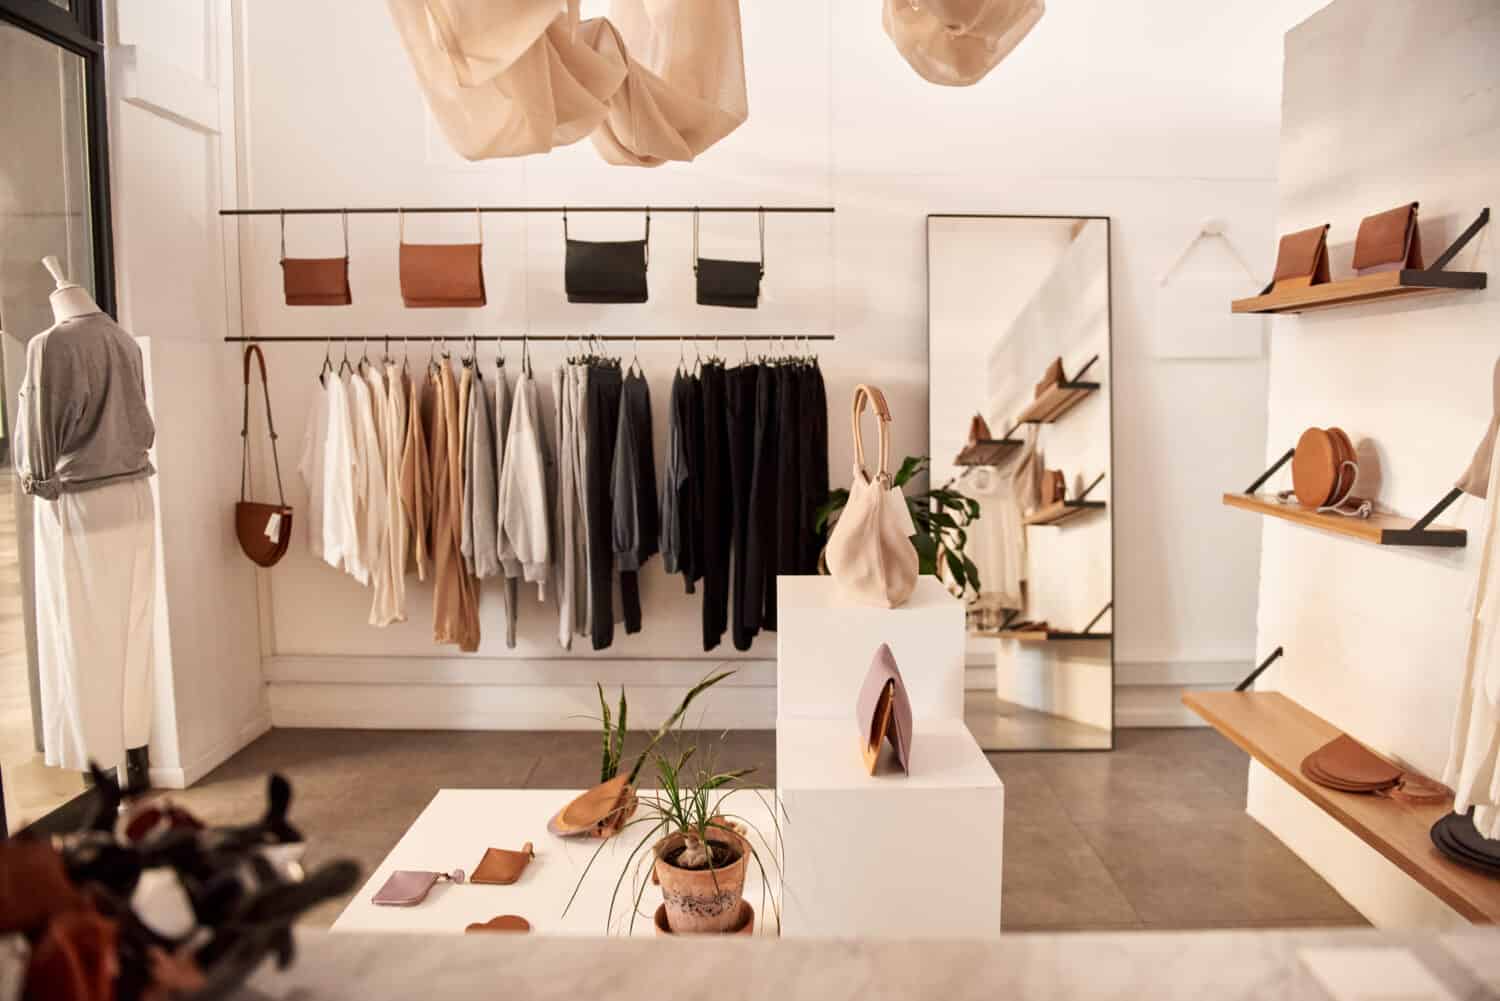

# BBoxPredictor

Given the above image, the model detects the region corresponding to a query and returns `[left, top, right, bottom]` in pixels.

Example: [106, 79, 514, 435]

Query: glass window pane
[0, 22, 95, 832]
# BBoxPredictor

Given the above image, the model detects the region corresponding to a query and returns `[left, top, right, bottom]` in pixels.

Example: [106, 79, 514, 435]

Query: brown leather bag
[1035, 357, 1065, 398]
[1353, 202, 1423, 274]
[967, 414, 992, 445]
[1271, 224, 1331, 290]
[280, 212, 352, 306]
[1040, 469, 1065, 505]
[236, 344, 294, 567]
[1291, 426, 1358, 508]
[398, 208, 486, 308]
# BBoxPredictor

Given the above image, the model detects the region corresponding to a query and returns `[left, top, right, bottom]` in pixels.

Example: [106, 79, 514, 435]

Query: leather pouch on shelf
[1040, 469, 1066, 506]
[1270, 224, 1331, 291]
[1431, 811, 1500, 874]
[471, 844, 535, 886]
[1300, 734, 1402, 791]
[280, 212, 352, 306]
[1291, 426, 1363, 509]
[565, 210, 649, 304]
[372, 868, 464, 907]
[466, 915, 532, 933]
[856, 643, 913, 775]
[236, 345, 294, 568]
[968, 414, 992, 444]
[1353, 202, 1423, 275]
[1035, 357, 1065, 398]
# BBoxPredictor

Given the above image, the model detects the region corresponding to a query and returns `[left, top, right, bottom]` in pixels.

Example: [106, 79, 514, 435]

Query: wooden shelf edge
[1222, 492, 1466, 548]
[1025, 499, 1107, 527]
[987, 629, 1112, 643]
[1231, 269, 1487, 315]
[954, 438, 1023, 467]
[1183, 690, 1500, 925]
[1015, 380, 1100, 424]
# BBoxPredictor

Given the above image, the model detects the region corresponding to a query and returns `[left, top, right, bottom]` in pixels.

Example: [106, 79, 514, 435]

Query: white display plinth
[776, 575, 965, 721]
[775, 717, 1004, 939]
[333, 789, 780, 937]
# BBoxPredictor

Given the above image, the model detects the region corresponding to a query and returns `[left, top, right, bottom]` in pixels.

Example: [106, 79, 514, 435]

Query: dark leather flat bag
[399, 208, 486, 308]
[1353, 202, 1423, 275]
[281, 211, 352, 306]
[695, 208, 764, 308]
[236, 344, 293, 567]
[565, 210, 650, 304]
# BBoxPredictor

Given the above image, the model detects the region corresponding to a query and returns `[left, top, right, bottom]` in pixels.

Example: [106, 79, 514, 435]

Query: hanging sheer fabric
[883, 0, 1044, 87]
[384, 0, 747, 166]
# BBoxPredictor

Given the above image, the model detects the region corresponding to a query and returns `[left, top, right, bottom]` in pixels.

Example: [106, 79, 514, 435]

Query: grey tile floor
[169, 726, 1366, 931]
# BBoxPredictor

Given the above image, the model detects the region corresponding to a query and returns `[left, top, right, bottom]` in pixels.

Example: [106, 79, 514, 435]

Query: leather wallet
[372, 868, 464, 906]
[1300, 735, 1402, 792]
[399, 243, 486, 308]
[856, 643, 913, 775]
[466, 915, 531, 933]
[1035, 357, 1065, 398]
[282, 258, 351, 306]
[547, 776, 636, 838]
[1271, 224, 1331, 290]
[471, 843, 534, 885]
[1353, 202, 1423, 275]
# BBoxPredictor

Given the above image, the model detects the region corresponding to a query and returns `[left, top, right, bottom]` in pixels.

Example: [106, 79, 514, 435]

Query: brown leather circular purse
[1291, 426, 1360, 509]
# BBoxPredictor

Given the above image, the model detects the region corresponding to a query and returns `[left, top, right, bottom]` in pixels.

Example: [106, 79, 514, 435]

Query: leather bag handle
[240, 343, 286, 506]
[851, 383, 893, 482]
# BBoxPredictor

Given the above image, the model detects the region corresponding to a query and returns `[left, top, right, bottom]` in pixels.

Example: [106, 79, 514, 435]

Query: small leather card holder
[1353, 202, 1423, 275]
[1270, 224, 1331, 291]
[471, 843, 534, 885]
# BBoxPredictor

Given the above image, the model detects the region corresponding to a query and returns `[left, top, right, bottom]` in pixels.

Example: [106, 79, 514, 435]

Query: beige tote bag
[826, 385, 920, 608]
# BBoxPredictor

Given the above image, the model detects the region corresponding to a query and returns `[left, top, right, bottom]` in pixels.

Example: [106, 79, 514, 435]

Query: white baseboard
[150, 710, 272, 789]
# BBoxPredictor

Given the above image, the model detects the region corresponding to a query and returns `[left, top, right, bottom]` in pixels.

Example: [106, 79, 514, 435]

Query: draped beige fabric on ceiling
[386, 0, 747, 166]
[883, 0, 1044, 87]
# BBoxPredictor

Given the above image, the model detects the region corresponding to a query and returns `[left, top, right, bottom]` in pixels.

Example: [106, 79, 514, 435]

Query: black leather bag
[564, 210, 649, 304]
[694, 208, 764, 309]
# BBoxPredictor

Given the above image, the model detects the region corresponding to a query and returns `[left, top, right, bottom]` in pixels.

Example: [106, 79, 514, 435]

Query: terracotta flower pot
[652, 830, 748, 934]
[654, 900, 754, 936]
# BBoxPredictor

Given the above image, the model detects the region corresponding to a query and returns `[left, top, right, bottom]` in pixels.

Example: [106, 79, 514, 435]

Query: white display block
[775, 717, 1004, 939]
[776, 575, 965, 722]
[333, 789, 780, 937]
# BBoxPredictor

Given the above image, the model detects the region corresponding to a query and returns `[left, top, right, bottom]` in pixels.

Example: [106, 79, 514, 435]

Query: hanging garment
[766, 361, 800, 627]
[431, 360, 481, 651]
[571, 364, 594, 631]
[680, 369, 705, 593]
[1446, 425, 1500, 838]
[553, 365, 576, 649]
[726, 363, 761, 651]
[743, 363, 780, 634]
[883, 0, 1045, 87]
[611, 368, 658, 635]
[462, 364, 502, 580]
[362, 365, 398, 625]
[298, 375, 331, 564]
[323, 371, 365, 581]
[384, 0, 747, 167]
[660, 370, 687, 575]
[499, 367, 553, 593]
[798, 361, 830, 573]
[492, 363, 519, 648]
[400, 369, 433, 581]
[382, 361, 411, 620]
[698, 362, 732, 650]
[346, 369, 387, 587]
[585, 362, 624, 650]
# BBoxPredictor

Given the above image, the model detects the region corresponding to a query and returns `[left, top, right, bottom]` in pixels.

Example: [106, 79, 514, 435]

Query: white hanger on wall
[1158, 218, 1260, 288]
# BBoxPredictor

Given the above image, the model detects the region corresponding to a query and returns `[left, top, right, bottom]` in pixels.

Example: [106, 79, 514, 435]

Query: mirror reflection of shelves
[977, 603, 1113, 643]
[1014, 355, 1101, 425]
[1025, 473, 1106, 527]
[953, 437, 1024, 467]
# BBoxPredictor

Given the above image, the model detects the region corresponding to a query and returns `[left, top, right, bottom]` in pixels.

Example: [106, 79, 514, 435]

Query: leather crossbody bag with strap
[236, 344, 294, 567]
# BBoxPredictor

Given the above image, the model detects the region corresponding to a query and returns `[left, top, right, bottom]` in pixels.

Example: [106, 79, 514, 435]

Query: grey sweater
[16, 312, 156, 500]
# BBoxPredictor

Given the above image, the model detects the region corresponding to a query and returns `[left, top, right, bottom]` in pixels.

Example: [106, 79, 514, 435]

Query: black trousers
[727, 364, 761, 651]
[617, 370, 657, 636]
[586, 363, 624, 650]
[799, 364, 830, 572]
[698, 363, 732, 650]
[743, 364, 779, 633]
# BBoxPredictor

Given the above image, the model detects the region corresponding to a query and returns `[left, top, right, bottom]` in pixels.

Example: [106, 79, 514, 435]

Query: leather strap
[568, 208, 650, 267]
[851, 384, 892, 482]
[280, 210, 348, 263]
[692, 207, 765, 274]
[240, 343, 286, 506]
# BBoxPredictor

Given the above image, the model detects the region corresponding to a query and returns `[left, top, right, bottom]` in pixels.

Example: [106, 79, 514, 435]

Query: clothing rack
[222, 335, 837, 343]
[219, 206, 835, 217]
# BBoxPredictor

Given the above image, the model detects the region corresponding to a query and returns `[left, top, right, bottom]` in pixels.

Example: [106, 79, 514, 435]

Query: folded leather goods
[466, 915, 531, 933]
[856, 643, 913, 775]
[547, 776, 636, 838]
[1300, 734, 1402, 792]
[471, 843, 535, 885]
[1291, 427, 1360, 508]
[1383, 773, 1452, 805]
[1431, 811, 1500, 876]
[1353, 202, 1423, 275]
[1271, 224, 1331, 291]
[1035, 357, 1065, 398]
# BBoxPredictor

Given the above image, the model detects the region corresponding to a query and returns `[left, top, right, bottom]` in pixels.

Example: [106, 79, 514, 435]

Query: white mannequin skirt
[34, 477, 156, 771]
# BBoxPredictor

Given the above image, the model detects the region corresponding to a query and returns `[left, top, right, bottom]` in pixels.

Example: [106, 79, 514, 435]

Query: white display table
[332, 789, 780, 937]
[776, 717, 1004, 938]
[776, 576, 965, 721]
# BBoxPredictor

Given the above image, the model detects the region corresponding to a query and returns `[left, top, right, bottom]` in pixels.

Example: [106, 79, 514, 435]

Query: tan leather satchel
[1353, 202, 1423, 275]
[236, 345, 294, 568]
[398, 208, 486, 308]
[825, 385, 920, 608]
[280, 211, 352, 306]
[1271, 224, 1331, 291]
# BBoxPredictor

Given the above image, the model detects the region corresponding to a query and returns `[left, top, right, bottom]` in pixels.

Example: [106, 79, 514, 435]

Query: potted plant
[816, 454, 983, 599]
[566, 672, 781, 935]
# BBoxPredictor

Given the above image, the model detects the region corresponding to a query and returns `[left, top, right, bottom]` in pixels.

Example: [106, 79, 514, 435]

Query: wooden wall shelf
[1222, 492, 1466, 548]
[954, 438, 1022, 467]
[1182, 690, 1500, 925]
[1015, 380, 1099, 424]
[993, 628, 1112, 643]
[1026, 499, 1106, 527]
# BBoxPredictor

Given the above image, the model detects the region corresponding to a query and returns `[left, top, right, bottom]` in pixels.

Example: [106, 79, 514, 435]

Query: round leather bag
[1291, 427, 1339, 506]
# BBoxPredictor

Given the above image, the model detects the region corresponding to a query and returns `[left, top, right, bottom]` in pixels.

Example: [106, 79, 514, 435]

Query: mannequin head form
[43, 255, 102, 322]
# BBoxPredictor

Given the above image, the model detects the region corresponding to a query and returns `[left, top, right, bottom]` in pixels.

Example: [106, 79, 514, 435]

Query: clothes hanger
[319, 336, 333, 386]
[678, 333, 686, 376]
[496, 334, 506, 370]
[339, 338, 352, 376]
[631, 334, 642, 376]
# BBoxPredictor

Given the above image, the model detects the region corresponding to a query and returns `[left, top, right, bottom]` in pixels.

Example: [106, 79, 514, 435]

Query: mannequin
[17, 257, 158, 793]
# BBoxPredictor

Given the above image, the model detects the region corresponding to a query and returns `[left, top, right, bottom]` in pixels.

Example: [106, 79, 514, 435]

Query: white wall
[1246, 0, 1500, 928]
[215, 0, 1322, 730]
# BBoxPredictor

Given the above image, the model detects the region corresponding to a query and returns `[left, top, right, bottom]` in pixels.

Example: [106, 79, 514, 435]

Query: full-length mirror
[928, 214, 1113, 751]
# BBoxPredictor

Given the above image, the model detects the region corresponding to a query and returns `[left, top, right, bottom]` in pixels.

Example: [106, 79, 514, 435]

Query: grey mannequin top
[1458, 358, 1500, 499]
[15, 311, 156, 501]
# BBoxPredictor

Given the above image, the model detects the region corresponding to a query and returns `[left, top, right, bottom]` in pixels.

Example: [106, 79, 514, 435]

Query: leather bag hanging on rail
[280, 211, 352, 306]
[694, 208, 764, 308]
[564, 209, 650, 303]
[825, 384, 920, 608]
[399, 208, 487, 308]
[236, 344, 294, 567]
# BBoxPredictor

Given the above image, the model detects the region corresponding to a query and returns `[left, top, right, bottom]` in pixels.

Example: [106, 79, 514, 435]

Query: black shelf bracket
[1076, 472, 1107, 502]
[1246, 448, 1295, 495]
[1081, 601, 1113, 635]
[1429, 207, 1490, 272]
[1382, 486, 1467, 547]
[1236, 646, 1285, 692]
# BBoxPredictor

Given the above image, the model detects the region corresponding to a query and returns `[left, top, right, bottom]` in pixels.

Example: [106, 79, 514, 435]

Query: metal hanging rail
[222, 334, 836, 344]
[218, 205, 835, 217]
